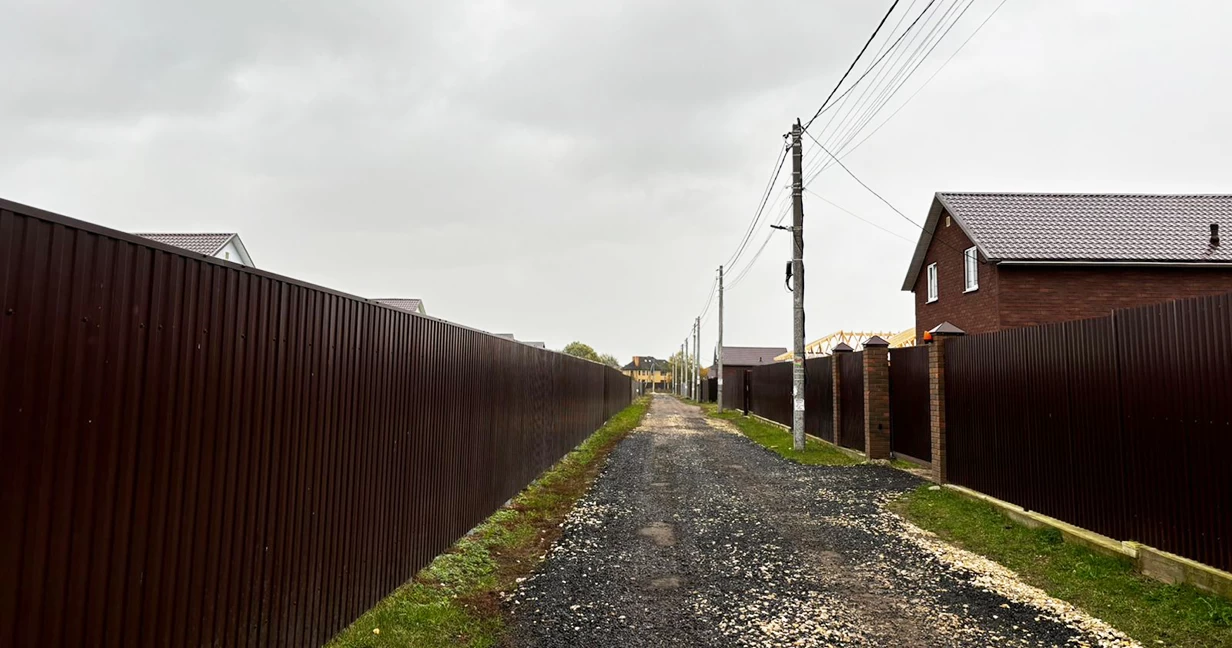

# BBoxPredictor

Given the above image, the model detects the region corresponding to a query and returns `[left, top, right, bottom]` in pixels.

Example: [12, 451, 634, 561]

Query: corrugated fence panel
[838, 352, 864, 451]
[804, 356, 833, 442]
[1117, 294, 1231, 571]
[946, 293, 1231, 573]
[0, 199, 632, 648]
[889, 346, 930, 462]
[748, 361, 792, 427]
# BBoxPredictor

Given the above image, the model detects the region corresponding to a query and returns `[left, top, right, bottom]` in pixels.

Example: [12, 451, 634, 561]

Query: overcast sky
[3, 0, 1230, 363]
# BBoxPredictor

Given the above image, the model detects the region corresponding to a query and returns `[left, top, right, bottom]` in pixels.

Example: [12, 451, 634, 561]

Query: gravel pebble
[508, 395, 1140, 648]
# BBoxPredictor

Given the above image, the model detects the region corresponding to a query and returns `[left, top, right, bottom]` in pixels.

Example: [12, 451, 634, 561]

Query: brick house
[902, 193, 1232, 338]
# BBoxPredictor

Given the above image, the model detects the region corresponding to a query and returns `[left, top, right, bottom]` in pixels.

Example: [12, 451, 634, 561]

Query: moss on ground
[325, 397, 651, 648]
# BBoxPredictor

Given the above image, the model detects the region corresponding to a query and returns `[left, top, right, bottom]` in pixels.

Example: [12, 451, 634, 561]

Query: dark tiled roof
[622, 356, 667, 371]
[903, 193, 1232, 290]
[136, 232, 235, 256]
[374, 298, 424, 314]
[719, 346, 788, 366]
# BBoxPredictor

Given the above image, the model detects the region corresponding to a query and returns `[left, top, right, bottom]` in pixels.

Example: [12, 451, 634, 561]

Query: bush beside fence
[0, 198, 632, 648]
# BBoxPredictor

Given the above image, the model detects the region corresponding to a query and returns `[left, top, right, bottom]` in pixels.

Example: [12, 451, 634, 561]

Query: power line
[822, 0, 975, 168]
[824, 0, 967, 160]
[803, 0, 903, 130]
[802, 125, 986, 262]
[725, 141, 790, 270]
[831, 0, 1012, 161]
[808, 0, 941, 124]
[803, 188, 915, 243]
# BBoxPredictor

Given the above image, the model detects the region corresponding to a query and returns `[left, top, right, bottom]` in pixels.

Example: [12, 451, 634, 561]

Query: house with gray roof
[374, 298, 426, 315]
[136, 232, 254, 267]
[902, 192, 1232, 338]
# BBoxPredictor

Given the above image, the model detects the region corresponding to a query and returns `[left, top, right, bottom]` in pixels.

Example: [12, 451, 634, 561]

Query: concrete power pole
[790, 120, 806, 451]
[694, 316, 701, 402]
[717, 265, 725, 411]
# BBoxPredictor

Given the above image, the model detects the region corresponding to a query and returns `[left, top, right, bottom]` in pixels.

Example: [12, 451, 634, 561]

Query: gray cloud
[3, 0, 1232, 362]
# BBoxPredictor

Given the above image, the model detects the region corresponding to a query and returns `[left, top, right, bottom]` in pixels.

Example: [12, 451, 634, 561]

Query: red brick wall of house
[914, 210, 1001, 339]
[996, 266, 1232, 328]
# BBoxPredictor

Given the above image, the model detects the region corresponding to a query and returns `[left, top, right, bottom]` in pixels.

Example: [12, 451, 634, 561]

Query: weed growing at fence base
[325, 397, 651, 648]
[893, 485, 1232, 648]
[698, 402, 861, 467]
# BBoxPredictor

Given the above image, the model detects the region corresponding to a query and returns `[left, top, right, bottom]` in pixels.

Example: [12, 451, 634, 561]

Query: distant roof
[720, 346, 789, 366]
[494, 333, 516, 340]
[136, 232, 236, 256]
[622, 356, 666, 371]
[903, 193, 1232, 290]
[374, 298, 425, 314]
[521, 341, 546, 349]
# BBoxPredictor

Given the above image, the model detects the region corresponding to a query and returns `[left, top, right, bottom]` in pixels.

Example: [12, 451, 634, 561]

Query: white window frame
[926, 263, 938, 303]
[963, 246, 979, 292]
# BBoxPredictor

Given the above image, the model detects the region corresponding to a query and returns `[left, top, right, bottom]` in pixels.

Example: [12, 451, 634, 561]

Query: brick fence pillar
[927, 322, 965, 483]
[862, 336, 891, 460]
[831, 342, 853, 446]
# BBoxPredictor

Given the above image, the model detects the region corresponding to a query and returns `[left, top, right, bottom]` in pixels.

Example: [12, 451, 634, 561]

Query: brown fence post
[832, 342, 853, 446]
[862, 336, 891, 459]
[927, 322, 965, 483]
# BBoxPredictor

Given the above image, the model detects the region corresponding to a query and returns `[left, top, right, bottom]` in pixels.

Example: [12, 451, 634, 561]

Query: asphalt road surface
[509, 395, 1138, 648]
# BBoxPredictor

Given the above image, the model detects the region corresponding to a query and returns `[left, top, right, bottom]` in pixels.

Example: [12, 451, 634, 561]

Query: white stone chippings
[509, 396, 1142, 648]
[896, 521, 1142, 648]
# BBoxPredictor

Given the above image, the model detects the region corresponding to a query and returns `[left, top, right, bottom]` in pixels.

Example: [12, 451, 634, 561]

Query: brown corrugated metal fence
[0, 198, 633, 648]
[803, 356, 833, 443]
[748, 361, 792, 427]
[889, 346, 930, 462]
[838, 352, 865, 451]
[945, 294, 1231, 572]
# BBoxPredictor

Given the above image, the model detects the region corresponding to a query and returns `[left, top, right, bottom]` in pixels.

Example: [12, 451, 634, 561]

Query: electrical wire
[808, 0, 941, 125]
[828, 0, 1012, 162]
[803, 188, 915, 243]
[802, 125, 986, 262]
[802, 0, 902, 130]
[724, 141, 791, 271]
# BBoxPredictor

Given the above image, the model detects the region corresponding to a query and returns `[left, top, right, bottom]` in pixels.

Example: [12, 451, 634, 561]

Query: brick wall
[914, 209, 1000, 339]
[998, 266, 1232, 328]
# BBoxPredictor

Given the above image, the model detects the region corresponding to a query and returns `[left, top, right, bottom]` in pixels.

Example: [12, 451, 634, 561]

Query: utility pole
[681, 341, 687, 398]
[694, 316, 701, 402]
[790, 119, 806, 451]
[717, 265, 725, 411]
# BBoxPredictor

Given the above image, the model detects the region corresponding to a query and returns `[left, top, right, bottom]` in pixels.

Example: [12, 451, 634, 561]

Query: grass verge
[696, 401, 861, 466]
[891, 485, 1232, 648]
[325, 396, 651, 648]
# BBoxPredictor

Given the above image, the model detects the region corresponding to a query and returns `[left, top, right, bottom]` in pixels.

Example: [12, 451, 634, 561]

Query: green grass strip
[696, 401, 861, 466]
[325, 396, 651, 648]
[893, 485, 1232, 648]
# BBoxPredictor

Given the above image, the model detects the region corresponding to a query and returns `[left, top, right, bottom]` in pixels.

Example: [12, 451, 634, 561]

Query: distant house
[621, 356, 670, 386]
[903, 193, 1232, 339]
[711, 346, 787, 406]
[374, 298, 427, 316]
[136, 232, 254, 267]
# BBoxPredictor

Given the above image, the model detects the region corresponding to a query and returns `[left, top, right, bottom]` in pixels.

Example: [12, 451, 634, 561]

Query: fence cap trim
[927, 322, 966, 336]
[864, 336, 890, 347]
[833, 342, 854, 353]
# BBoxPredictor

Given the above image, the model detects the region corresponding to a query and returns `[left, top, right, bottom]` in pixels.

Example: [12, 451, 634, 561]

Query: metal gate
[838, 352, 864, 451]
[889, 346, 930, 462]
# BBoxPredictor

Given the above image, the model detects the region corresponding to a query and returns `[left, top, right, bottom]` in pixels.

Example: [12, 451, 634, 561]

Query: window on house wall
[926, 263, 938, 302]
[964, 247, 978, 292]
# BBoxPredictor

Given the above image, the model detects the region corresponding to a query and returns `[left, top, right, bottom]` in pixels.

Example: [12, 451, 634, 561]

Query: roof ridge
[937, 191, 1232, 198]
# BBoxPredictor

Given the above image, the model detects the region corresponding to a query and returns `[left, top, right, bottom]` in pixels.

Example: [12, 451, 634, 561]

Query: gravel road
[508, 395, 1139, 648]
